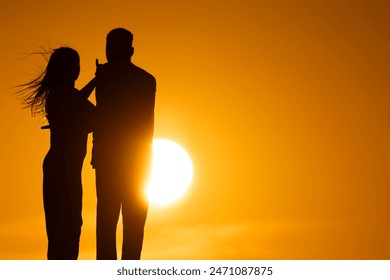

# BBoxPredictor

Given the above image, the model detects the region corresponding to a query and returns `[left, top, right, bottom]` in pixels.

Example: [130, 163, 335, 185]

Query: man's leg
[96, 168, 122, 259]
[121, 190, 148, 260]
[121, 191, 148, 260]
[121, 155, 150, 260]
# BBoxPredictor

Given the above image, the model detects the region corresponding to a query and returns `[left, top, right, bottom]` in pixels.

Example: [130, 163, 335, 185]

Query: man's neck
[108, 58, 132, 68]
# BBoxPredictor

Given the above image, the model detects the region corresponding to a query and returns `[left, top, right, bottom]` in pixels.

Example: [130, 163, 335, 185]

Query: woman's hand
[95, 59, 107, 77]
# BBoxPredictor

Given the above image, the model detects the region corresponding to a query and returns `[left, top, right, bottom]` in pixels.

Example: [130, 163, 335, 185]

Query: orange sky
[0, 0, 389, 259]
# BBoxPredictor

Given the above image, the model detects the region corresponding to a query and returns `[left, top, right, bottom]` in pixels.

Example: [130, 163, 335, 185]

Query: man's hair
[106, 28, 134, 61]
[107, 28, 133, 47]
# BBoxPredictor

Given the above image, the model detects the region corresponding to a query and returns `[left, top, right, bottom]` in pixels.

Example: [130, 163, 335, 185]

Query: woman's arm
[79, 77, 96, 99]
[79, 59, 106, 99]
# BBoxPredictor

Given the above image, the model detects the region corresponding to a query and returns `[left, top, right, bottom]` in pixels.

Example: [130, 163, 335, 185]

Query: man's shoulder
[131, 64, 156, 84]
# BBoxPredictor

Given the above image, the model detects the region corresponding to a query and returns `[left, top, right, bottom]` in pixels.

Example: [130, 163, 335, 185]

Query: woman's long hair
[17, 47, 80, 120]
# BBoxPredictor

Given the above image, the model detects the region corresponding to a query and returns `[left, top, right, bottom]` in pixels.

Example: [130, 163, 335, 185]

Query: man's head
[106, 28, 134, 63]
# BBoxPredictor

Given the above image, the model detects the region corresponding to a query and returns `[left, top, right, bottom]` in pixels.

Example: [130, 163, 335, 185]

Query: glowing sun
[147, 139, 193, 205]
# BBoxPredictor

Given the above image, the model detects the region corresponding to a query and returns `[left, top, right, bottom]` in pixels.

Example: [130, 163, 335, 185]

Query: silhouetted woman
[19, 47, 95, 259]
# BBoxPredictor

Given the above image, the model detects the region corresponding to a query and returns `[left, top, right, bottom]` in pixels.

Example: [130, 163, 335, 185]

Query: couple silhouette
[19, 28, 156, 260]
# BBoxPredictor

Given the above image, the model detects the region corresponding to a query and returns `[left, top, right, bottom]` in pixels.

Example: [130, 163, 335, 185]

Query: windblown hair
[17, 47, 80, 119]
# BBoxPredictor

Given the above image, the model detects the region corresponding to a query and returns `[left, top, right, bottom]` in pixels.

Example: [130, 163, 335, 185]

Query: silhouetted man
[92, 28, 156, 260]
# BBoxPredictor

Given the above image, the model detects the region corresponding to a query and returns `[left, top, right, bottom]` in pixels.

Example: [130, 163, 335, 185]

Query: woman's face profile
[69, 55, 80, 82]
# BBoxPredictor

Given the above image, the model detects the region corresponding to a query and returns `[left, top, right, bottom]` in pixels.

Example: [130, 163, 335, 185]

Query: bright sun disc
[147, 139, 193, 205]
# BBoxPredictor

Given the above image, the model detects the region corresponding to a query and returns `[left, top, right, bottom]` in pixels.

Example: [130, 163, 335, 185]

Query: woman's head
[18, 47, 80, 118]
[45, 47, 80, 87]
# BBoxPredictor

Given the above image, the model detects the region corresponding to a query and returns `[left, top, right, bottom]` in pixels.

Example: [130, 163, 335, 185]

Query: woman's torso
[45, 88, 95, 170]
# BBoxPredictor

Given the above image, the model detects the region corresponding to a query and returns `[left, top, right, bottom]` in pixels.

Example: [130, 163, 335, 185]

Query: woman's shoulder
[71, 89, 95, 111]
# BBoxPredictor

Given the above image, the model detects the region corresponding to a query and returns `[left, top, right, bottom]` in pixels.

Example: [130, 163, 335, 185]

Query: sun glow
[147, 139, 193, 205]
